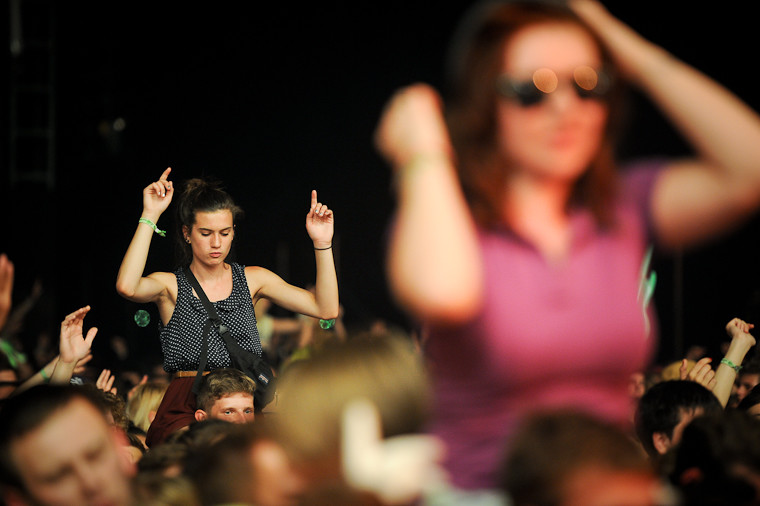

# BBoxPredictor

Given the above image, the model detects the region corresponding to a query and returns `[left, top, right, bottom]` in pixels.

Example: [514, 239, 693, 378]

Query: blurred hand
[374, 83, 454, 169]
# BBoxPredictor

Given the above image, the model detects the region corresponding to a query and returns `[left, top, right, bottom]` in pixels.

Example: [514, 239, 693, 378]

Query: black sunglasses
[497, 66, 612, 107]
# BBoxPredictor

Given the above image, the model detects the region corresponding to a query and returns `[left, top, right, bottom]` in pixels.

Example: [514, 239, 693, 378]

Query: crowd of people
[4, 0, 760, 504]
[4, 256, 760, 506]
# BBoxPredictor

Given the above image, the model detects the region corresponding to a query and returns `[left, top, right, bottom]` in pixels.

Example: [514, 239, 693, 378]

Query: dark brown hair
[501, 409, 653, 506]
[444, 0, 627, 229]
[174, 178, 244, 267]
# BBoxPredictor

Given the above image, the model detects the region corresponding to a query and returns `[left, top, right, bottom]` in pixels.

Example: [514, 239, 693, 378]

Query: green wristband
[720, 358, 742, 373]
[139, 217, 166, 237]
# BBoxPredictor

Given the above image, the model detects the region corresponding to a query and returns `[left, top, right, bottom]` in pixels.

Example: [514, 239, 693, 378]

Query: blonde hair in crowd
[126, 381, 169, 433]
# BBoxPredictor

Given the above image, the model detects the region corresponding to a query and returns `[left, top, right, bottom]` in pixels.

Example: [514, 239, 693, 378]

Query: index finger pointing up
[160, 167, 172, 181]
[311, 190, 318, 209]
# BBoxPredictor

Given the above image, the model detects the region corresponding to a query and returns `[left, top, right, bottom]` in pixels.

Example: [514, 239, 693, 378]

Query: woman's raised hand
[306, 190, 334, 247]
[142, 167, 174, 218]
[374, 83, 454, 170]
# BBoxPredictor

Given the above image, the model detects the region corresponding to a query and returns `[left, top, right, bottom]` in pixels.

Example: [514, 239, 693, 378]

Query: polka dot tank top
[159, 263, 263, 372]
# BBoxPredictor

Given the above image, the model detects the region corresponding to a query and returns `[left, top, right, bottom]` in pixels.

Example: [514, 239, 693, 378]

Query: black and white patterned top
[158, 263, 263, 372]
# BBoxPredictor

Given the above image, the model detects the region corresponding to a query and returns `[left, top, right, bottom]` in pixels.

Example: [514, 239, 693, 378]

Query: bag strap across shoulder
[184, 267, 225, 394]
[184, 267, 221, 322]
[183, 267, 275, 407]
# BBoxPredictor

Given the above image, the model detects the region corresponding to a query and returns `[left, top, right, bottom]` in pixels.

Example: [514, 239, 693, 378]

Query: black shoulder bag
[184, 267, 276, 411]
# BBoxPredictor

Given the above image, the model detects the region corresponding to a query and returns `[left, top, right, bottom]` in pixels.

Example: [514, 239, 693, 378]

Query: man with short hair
[194, 368, 256, 424]
[635, 380, 723, 462]
[0, 384, 135, 506]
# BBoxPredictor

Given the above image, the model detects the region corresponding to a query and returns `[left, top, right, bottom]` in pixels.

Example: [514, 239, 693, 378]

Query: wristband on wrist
[139, 217, 166, 237]
[314, 244, 332, 251]
[39, 368, 50, 383]
[319, 318, 336, 329]
[720, 357, 742, 373]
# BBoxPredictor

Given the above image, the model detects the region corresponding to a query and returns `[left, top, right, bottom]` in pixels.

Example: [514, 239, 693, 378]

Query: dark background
[3, 1, 760, 373]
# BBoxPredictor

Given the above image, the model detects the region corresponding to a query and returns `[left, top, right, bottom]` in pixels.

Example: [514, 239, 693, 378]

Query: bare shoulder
[244, 265, 280, 297]
[244, 265, 277, 278]
[244, 265, 279, 283]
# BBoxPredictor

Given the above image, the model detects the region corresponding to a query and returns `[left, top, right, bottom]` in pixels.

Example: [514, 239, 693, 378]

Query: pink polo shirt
[424, 161, 663, 490]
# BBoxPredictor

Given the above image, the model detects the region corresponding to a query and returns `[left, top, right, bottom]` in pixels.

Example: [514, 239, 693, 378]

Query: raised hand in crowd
[97, 368, 119, 395]
[680, 317, 756, 407]
[51, 305, 98, 384]
[680, 356, 717, 391]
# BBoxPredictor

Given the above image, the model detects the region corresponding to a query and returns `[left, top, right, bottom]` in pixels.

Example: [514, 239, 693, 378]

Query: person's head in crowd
[0, 384, 135, 506]
[628, 370, 660, 402]
[78, 384, 145, 466]
[127, 423, 148, 452]
[194, 368, 256, 424]
[442, 0, 627, 230]
[167, 418, 236, 450]
[500, 409, 675, 506]
[272, 334, 432, 500]
[737, 383, 760, 418]
[100, 389, 131, 432]
[635, 380, 723, 461]
[123, 431, 146, 465]
[136, 442, 190, 479]
[181, 419, 375, 506]
[276, 334, 430, 460]
[126, 380, 168, 433]
[175, 177, 244, 268]
[131, 472, 200, 506]
[661, 360, 694, 382]
[667, 410, 760, 506]
[183, 423, 262, 505]
[735, 355, 760, 405]
[76, 383, 130, 432]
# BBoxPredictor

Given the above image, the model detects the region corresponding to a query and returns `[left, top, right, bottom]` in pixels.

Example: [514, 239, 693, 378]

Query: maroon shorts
[145, 377, 197, 448]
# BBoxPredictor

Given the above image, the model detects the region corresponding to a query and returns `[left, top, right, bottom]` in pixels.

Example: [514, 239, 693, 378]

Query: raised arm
[374, 84, 483, 324]
[13, 353, 91, 395]
[116, 167, 174, 302]
[712, 318, 756, 408]
[247, 191, 340, 320]
[571, 1, 760, 248]
[305, 190, 340, 319]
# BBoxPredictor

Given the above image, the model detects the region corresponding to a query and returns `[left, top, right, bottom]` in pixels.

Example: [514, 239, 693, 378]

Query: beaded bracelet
[139, 217, 166, 237]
